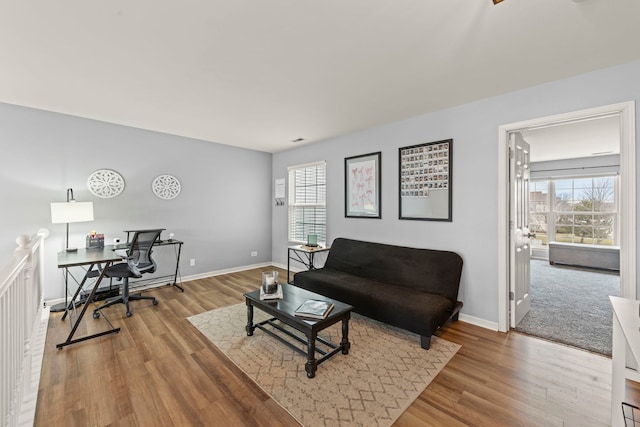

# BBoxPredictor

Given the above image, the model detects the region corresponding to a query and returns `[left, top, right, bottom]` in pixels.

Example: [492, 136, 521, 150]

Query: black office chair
[93, 229, 164, 318]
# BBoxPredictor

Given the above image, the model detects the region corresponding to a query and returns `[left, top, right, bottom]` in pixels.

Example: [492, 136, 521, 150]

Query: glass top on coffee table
[246, 283, 351, 320]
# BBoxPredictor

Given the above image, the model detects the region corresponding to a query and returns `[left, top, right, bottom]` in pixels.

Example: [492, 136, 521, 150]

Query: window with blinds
[288, 161, 326, 244]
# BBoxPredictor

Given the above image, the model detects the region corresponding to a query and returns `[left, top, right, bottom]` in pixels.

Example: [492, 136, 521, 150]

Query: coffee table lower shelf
[250, 317, 348, 376]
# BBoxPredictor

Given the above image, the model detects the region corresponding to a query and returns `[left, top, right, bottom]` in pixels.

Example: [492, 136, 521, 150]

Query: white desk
[610, 296, 640, 426]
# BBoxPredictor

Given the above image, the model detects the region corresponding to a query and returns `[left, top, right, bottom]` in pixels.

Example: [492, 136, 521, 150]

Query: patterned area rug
[188, 303, 460, 427]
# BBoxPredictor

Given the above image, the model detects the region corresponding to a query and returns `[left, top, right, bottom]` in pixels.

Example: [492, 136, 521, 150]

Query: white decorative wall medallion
[87, 169, 125, 198]
[152, 174, 181, 200]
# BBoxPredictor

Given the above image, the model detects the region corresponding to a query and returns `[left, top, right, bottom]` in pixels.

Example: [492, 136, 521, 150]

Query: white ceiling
[1, 0, 639, 153]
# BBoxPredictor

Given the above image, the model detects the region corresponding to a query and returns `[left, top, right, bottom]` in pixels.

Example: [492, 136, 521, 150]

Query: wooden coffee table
[244, 283, 353, 378]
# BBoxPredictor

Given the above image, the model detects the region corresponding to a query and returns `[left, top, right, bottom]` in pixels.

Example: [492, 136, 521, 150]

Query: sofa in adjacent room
[293, 237, 464, 349]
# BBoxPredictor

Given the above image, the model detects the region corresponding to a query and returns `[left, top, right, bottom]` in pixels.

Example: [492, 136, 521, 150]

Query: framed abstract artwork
[345, 151, 381, 218]
[399, 139, 452, 221]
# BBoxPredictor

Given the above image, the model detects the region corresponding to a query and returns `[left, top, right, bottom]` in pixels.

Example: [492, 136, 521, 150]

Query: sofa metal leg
[451, 301, 463, 322]
[420, 335, 431, 350]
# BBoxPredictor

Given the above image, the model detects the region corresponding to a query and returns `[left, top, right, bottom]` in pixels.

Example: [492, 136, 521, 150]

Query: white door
[510, 132, 532, 328]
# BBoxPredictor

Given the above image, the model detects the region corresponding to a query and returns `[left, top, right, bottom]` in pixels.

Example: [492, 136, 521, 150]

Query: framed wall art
[399, 139, 452, 221]
[345, 151, 381, 218]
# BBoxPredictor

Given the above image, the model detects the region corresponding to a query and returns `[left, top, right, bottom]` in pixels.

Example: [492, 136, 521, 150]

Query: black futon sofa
[293, 238, 463, 349]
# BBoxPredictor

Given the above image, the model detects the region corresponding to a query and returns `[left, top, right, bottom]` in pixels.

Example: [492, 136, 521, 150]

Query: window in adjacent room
[529, 175, 617, 249]
[554, 176, 616, 246]
[529, 180, 550, 249]
[288, 161, 326, 244]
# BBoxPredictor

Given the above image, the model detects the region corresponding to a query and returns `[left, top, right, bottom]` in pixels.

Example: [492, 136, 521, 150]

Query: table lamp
[50, 188, 94, 252]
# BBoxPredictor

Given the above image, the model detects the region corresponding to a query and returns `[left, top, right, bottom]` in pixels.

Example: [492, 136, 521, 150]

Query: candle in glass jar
[266, 276, 275, 285]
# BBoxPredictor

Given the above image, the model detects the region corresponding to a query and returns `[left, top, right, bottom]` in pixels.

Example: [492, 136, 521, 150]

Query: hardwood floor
[35, 267, 640, 426]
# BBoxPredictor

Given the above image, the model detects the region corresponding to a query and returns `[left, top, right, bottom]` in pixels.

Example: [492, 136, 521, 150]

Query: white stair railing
[0, 229, 49, 427]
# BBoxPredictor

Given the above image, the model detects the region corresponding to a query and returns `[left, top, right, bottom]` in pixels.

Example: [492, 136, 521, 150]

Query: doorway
[516, 116, 621, 353]
[497, 101, 636, 333]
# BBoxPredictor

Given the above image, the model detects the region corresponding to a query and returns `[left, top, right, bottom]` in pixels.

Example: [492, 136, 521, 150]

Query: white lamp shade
[50, 202, 94, 224]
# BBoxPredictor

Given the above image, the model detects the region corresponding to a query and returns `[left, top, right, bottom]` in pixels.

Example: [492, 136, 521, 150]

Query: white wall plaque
[152, 174, 181, 200]
[275, 178, 285, 198]
[87, 169, 125, 198]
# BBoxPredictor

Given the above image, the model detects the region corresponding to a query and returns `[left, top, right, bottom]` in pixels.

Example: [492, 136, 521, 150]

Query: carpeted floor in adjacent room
[515, 259, 620, 355]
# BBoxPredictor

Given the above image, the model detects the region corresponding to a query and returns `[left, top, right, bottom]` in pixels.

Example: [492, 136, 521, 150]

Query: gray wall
[1, 104, 272, 301]
[272, 59, 640, 326]
[3, 59, 639, 325]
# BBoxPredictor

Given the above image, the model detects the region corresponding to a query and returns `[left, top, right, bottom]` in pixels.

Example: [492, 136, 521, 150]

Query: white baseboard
[271, 262, 289, 271]
[45, 263, 504, 336]
[458, 313, 499, 331]
[45, 262, 275, 307]
[179, 262, 274, 282]
[180, 262, 305, 284]
[627, 367, 640, 383]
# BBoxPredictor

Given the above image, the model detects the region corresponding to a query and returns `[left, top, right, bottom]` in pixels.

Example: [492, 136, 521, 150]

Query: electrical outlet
[190, 258, 196, 267]
[251, 251, 258, 257]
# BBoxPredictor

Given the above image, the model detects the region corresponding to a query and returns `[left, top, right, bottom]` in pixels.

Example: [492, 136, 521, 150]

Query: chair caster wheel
[126, 311, 133, 317]
[152, 300, 158, 306]
[93, 312, 100, 319]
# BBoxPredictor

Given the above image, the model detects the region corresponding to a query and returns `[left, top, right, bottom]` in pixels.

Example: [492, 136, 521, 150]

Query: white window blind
[288, 161, 326, 244]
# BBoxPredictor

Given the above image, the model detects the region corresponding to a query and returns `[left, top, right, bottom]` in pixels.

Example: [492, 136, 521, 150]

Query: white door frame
[497, 101, 636, 332]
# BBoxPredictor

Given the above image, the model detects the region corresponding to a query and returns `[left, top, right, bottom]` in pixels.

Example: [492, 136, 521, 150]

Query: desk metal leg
[61, 263, 98, 321]
[288, 249, 315, 284]
[172, 242, 184, 292]
[287, 248, 326, 284]
[57, 260, 120, 349]
[287, 249, 292, 284]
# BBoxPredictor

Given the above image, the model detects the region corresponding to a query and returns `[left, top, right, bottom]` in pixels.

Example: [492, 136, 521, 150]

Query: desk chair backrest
[125, 229, 164, 278]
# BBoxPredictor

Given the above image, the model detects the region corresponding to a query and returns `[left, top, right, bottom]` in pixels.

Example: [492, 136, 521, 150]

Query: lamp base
[64, 247, 79, 252]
